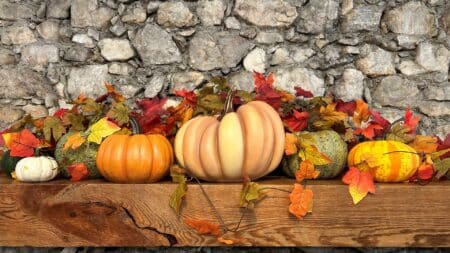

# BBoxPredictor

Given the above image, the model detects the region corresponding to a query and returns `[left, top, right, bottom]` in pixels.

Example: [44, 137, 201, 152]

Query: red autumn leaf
[342, 167, 375, 205]
[183, 217, 221, 236]
[133, 97, 169, 134]
[294, 87, 313, 98]
[404, 107, 420, 134]
[335, 99, 356, 116]
[175, 89, 197, 106]
[10, 129, 40, 157]
[437, 134, 450, 159]
[284, 110, 309, 132]
[370, 110, 390, 130]
[254, 72, 274, 88]
[354, 123, 384, 140]
[53, 108, 69, 119]
[253, 72, 285, 109]
[67, 163, 90, 182]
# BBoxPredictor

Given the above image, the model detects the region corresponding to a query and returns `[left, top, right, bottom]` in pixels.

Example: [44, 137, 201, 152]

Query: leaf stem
[258, 187, 292, 194]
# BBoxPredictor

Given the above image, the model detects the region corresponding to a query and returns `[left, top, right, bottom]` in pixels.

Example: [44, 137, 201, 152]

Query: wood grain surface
[1, 173, 450, 247]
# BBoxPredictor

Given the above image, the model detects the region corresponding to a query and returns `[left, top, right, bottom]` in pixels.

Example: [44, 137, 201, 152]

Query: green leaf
[107, 103, 129, 126]
[434, 158, 450, 179]
[62, 112, 85, 132]
[81, 98, 102, 114]
[169, 169, 187, 215]
[195, 94, 224, 115]
[236, 90, 255, 103]
[240, 182, 264, 209]
[386, 122, 415, 143]
[43, 116, 66, 141]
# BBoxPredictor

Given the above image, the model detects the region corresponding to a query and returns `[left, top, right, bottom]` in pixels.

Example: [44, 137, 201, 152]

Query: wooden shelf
[1, 173, 450, 247]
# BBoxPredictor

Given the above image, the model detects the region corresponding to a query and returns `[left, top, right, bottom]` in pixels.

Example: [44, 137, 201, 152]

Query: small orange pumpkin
[96, 134, 173, 183]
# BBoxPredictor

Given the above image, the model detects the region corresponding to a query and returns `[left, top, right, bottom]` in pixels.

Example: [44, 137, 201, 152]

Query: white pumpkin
[14, 156, 59, 182]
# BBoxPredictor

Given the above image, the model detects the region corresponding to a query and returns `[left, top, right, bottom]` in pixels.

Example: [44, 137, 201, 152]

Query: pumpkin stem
[218, 87, 237, 120]
[129, 116, 141, 134]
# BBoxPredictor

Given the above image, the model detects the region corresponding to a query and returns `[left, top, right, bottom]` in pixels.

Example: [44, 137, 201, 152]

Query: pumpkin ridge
[145, 135, 155, 183]
[387, 141, 401, 182]
[255, 104, 275, 177]
[199, 121, 220, 180]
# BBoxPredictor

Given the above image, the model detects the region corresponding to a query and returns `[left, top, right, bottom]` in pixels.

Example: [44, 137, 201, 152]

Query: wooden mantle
[1, 173, 450, 247]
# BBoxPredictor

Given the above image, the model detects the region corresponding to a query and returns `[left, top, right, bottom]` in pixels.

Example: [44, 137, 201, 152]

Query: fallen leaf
[43, 116, 66, 142]
[175, 89, 197, 106]
[53, 108, 69, 119]
[63, 132, 86, 151]
[385, 122, 415, 143]
[2, 132, 19, 149]
[434, 158, 450, 179]
[342, 167, 375, 205]
[294, 87, 313, 98]
[87, 117, 121, 144]
[10, 129, 40, 157]
[107, 102, 130, 126]
[183, 217, 221, 236]
[284, 110, 309, 132]
[298, 144, 332, 166]
[352, 99, 370, 128]
[404, 107, 420, 134]
[67, 163, 89, 182]
[313, 103, 347, 129]
[284, 133, 299, 156]
[335, 99, 356, 116]
[169, 174, 187, 215]
[240, 181, 264, 208]
[410, 135, 438, 154]
[295, 160, 320, 182]
[354, 123, 384, 140]
[289, 183, 313, 219]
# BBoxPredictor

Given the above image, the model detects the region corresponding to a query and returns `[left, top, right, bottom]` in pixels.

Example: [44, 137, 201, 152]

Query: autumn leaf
[62, 112, 85, 132]
[335, 99, 356, 116]
[352, 99, 370, 128]
[298, 144, 331, 166]
[96, 83, 125, 103]
[169, 165, 187, 215]
[240, 179, 265, 208]
[342, 167, 375, 205]
[43, 116, 66, 142]
[133, 97, 168, 134]
[371, 110, 390, 130]
[410, 135, 438, 154]
[313, 103, 347, 129]
[183, 217, 221, 236]
[354, 123, 384, 140]
[107, 102, 130, 126]
[53, 108, 69, 119]
[294, 87, 313, 98]
[67, 163, 89, 182]
[10, 129, 40, 157]
[175, 89, 197, 106]
[63, 132, 86, 151]
[404, 107, 420, 134]
[386, 122, 415, 143]
[253, 72, 285, 109]
[437, 134, 450, 159]
[434, 158, 450, 179]
[295, 160, 320, 182]
[81, 98, 102, 114]
[2, 132, 19, 149]
[87, 117, 121, 144]
[284, 133, 299, 155]
[289, 183, 313, 219]
[284, 110, 309, 132]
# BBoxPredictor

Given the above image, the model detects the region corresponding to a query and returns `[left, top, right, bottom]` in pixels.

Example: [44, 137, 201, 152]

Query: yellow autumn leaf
[313, 103, 348, 129]
[63, 132, 86, 151]
[87, 117, 121, 144]
[2, 132, 19, 149]
[409, 135, 438, 154]
[284, 133, 298, 155]
[298, 144, 332, 166]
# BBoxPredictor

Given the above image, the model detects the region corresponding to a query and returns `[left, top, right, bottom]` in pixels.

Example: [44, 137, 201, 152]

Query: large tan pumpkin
[175, 100, 285, 182]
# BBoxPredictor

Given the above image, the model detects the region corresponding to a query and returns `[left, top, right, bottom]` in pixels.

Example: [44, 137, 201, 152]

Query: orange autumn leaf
[63, 132, 86, 151]
[183, 217, 221, 236]
[217, 237, 234, 245]
[342, 167, 375, 205]
[284, 133, 298, 155]
[313, 103, 348, 129]
[289, 183, 313, 219]
[295, 160, 320, 182]
[352, 99, 370, 127]
[2, 132, 19, 149]
[9, 129, 40, 157]
[67, 163, 89, 182]
[410, 135, 438, 154]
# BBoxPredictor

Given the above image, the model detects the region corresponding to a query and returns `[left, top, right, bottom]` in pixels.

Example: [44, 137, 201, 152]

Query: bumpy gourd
[174, 100, 285, 182]
[96, 134, 173, 183]
[347, 140, 420, 182]
[14, 156, 58, 182]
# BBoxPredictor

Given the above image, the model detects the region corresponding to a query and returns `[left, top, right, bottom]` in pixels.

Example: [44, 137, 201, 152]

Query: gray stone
[147, 1, 161, 14]
[341, 0, 353, 15]
[189, 30, 252, 71]
[110, 21, 127, 36]
[234, 0, 298, 28]
[243, 48, 267, 73]
[144, 74, 166, 98]
[333, 69, 365, 101]
[434, 125, 450, 139]
[1, 23, 37, 45]
[197, 0, 226, 26]
[225, 17, 241, 30]
[47, 0, 71, 19]
[0, 48, 16, 65]
[356, 44, 396, 77]
[108, 63, 135, 75]
[239, 28, 257, 39]
[384, 1, 437, 37]
[341, 46, 360, 54]
[98, 38, 135, 61]
[0, 106, 24, 129]
[373, 75, 420, 108]
[271, 47, 293, 65]
[255, 31, 284, 44]
[0, 1, 36, 21]
[170, 71, 205, 91]
[132, 24, 182, 66]
[67, 65, 110, 98]
[64, 45, 91, 62]
[87, 28, 100, 41]
[424, 85, 450, 101]
[72, 34, 95, 48]
[378, 107, 405, 123]
[0, 67, 55, 99]
[118, 85, 142, 99]
[156, 2, 196, 28]
[340, 5, 384, 33]
[21, 43, 59, 66]
[396, 35, 423, 49]
[441, 6, 450, 34]
[416, 42, 449, 73]
[121, 2, 147, 24]
[22, 104, 48, 119]
[178, 29, 196, 37]
[296, 0, 339, 34]
[419, 101, 450, 116]
[398, 60, 428, 76]
[273, 67, 325, 96]
[37, 20, 60, 41]
[71, 0, 115, 28]
[292, 48, 315, 63]
[229, 71, 254, 92]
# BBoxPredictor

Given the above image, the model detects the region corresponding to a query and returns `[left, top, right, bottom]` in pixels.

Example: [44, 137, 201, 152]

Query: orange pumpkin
[347, 140, 420, 182]
[174, 100, 285, 182]
[96, 134, 173, 183]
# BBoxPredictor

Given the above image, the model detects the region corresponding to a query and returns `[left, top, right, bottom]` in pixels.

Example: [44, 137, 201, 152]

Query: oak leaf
[183, 217, 221, 236]
[289, 183, 313, 219]
[87, 117, 121, 144]
[342, 167, 375, 205]
[295, 160, 320, 182]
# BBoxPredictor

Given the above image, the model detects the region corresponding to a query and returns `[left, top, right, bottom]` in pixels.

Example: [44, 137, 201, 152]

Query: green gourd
[0, 150, 21, 176]
[282, 130, 348, 179]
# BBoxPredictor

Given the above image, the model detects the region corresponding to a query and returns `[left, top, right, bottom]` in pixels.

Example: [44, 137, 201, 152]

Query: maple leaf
[342, 167, 375, 205]
[133, 97, 168, 134]
[289, 183, 313, 220]
[253, 72, 285, 109]
[313, 103, 347, 129]
[175, 89, 197, 106]
[81, 98, 102, 114]
[295, 160, 320, 182]
[87, 117, 121, 144]
[183, 217, 221, 236]
[2, 132, 19, 149]
[335, 99, 356, 116]
[437, 134, 450, 159]
[371, 110, 390, 129]
[298, 144, 331, 166]
[96, 83, 125, 103]
[10, 129, 40, 157]
[43, 116, 66, 142]
[434, 158, 450, 179]
[354, 123, 384, 140]
[284, 133, 299, 155]
[53, 108, 69, 119]
[240, 179, 265, 209]
[67, 163, 89, 182]
[169, 165, 187, 215]
[352, 99, 370, 128]
[410, 135, 438, 154]
[404, 107, 420, 134]
[386, 122, 415, 143]
[107, 102, 130, 126]
[294, 87, 313, 98]
[62, 112, 85, 132]
[253, 72, 274, 88]
[284, 110, 309, 132]
[63, 132, 86, 151]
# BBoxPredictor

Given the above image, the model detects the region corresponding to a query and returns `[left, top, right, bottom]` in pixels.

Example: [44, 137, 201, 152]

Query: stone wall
[0, 0, 449, 137]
